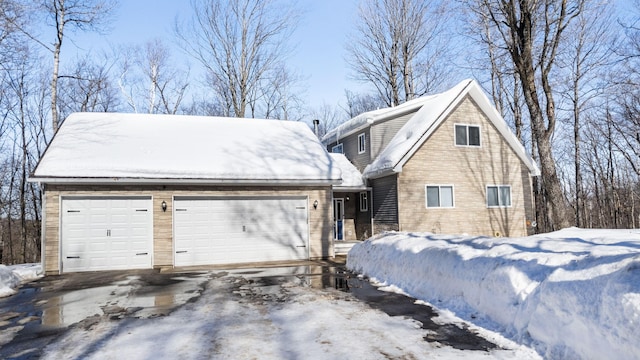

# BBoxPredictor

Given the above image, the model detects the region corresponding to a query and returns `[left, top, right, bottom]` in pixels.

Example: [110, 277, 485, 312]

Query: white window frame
[486, 185, 512, 208]
[332, 143, 344, 154]
[425, 185, 455, 208]
[454, 124, 481, 147]
[359, 192, 368, 212]
[357, 133, 366, 154]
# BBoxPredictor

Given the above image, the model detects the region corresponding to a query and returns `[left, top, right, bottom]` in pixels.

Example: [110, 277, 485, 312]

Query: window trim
[359, 191, 368, 212]
[425, 185, 455, 209]
[357, 133, 366, 154]
[331, 143, 344, 154]
[454, 124, 481, 147]
[486, 185, 512, 208]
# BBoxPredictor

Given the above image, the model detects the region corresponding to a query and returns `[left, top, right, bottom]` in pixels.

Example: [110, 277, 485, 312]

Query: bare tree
[343, 90, 385, 118]
[308, 103, 348, 139]
[463, 0, 587, 230]
[175, 0, 299, 118]
[41, 0, 118, 132]
[557, 3, 614, 227]
[346, 0, 450, 107]
[58, 54, 120, 120]
[118, 39, 189, 114]
[0, 45, 44, 264]
[255, 64, 304, 120]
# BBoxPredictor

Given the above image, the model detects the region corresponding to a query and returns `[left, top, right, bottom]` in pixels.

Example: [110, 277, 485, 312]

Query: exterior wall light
[161, 200, 167, 212]
[313, 200, 318, 209]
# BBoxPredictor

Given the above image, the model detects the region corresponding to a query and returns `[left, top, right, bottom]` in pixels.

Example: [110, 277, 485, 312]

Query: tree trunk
[51, 0, 65, 133]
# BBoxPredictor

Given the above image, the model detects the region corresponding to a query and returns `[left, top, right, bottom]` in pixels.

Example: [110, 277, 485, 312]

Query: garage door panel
[61, 197, 153, 272]
[174, 197, 309, 266]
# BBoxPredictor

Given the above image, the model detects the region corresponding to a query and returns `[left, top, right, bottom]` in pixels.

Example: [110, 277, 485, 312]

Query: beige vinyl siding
[397, 96, 532, 237]
[370, 110, 417, 159]
[43, 185, 333, 275]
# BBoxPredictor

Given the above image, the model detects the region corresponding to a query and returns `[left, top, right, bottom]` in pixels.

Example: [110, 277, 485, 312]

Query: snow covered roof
[31, 113, 342, 185]
[321, 94, 434, 145]
[329, 154, 367, 190]
[362, 79, 540, 179]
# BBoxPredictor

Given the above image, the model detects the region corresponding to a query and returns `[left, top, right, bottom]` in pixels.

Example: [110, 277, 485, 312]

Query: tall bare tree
[57, 54, 120, 120]
[343, 90, 385, 118]
[347, 0, 449, 107]
[118, 39, 189, 114]
[175, 0, 298, 118]
[464, 0, 585, 230]
[42, 0, 117, 132]
[557, 2, 613, 227]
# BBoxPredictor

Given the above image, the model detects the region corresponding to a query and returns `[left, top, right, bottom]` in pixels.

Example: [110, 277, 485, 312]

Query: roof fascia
[28, 177, 342, 187]
[392, 80, 540, 177]
[466, 85, 541, 176]
[332, 186, 372, 192]
[392, 80, 473, 172]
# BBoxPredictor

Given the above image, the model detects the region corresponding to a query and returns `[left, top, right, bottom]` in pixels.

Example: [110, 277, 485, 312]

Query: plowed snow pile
[347, 228, 640, 359]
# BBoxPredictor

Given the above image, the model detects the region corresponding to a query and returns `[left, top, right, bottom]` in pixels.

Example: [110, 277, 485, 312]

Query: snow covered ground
[40, 270, 539, 359]
[0, 263, 41, 297]
[347, 228, 640, 360]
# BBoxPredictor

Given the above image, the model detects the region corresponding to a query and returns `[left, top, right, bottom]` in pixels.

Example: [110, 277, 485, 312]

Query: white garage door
[61, 197, 153, 272]
[174, 197, 309, 266]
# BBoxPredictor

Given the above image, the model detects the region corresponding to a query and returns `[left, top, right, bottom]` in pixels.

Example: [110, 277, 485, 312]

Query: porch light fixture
[313, 200, 318, 209]
[346, 196, 350, 201]
[161, 200, 167, 212]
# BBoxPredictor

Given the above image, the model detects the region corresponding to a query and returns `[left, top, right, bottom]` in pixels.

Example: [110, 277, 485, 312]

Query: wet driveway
[0, 260, 497, 359]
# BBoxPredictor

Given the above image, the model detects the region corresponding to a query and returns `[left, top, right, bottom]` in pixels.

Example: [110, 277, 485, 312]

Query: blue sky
[64, 0, 364, 110]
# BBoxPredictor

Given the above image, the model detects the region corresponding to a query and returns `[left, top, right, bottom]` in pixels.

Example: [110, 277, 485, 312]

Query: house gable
[396, 96, 534, 236]
[362, 79, 539, 180]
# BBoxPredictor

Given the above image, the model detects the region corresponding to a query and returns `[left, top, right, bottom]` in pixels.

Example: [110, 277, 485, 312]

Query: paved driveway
[0, 260, 536, 359]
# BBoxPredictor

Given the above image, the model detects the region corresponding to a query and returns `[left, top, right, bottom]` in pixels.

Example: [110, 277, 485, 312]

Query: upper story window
[332, 143, 344, 154]
[425, 185, 454, 208]
[358, 133, 366, 154]
[487, 185, 511, 207]
[455, 124, 481, 147]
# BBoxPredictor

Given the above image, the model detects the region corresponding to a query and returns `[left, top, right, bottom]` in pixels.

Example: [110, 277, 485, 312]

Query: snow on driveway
[347, 228, 640, 359]
[40, 268, 538, 359]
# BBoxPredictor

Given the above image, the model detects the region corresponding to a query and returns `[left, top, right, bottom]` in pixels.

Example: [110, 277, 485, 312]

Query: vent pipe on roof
[313, 119, 320, 137]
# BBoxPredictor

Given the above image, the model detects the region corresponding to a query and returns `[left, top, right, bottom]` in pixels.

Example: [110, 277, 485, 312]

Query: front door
[333, 198, 344, 241]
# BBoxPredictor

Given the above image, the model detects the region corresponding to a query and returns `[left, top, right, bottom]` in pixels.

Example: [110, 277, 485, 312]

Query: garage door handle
[176, 250, 187, 253]
[296, 245, 306, 248]
[136, 252, 148, 256]
[66, 256, 80, 259]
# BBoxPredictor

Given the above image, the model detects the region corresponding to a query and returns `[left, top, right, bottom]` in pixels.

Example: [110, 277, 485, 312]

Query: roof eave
[362, 167, 397, 180]
[332, 186, 371, 192]
[28, 176, 341, 187]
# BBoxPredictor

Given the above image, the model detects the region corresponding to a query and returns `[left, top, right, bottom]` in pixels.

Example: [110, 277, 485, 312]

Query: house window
[455, 124, 481, 146]
[425, 185, 454, 208]
[487, 185, 511, 207]
[358, 133, 366, 154]
[359, 192, 368, 212]
[332, 143, 343, 154]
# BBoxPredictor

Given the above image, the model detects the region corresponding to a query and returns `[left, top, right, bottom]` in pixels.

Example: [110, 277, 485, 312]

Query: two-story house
[323, 79, 539, 245]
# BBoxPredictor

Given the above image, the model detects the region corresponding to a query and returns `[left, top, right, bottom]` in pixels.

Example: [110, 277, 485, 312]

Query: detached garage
[30, 113, 340, 274]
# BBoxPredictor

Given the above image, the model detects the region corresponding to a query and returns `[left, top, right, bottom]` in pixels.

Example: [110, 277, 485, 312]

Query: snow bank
[347, 228, 640, 359]
[0, 263, 42, 297]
